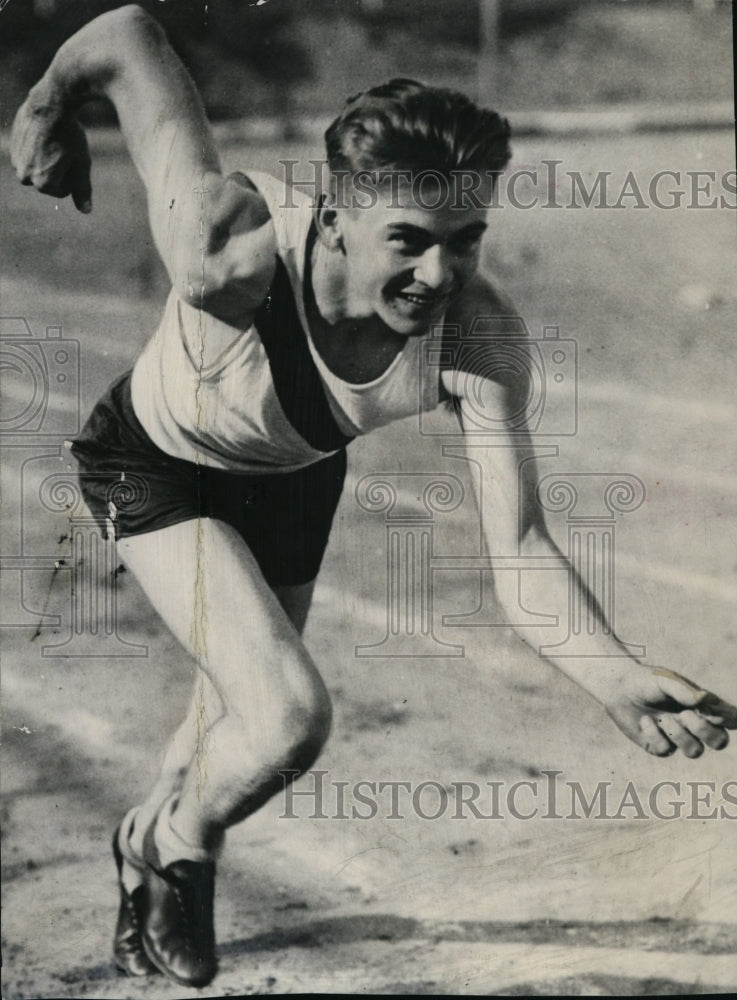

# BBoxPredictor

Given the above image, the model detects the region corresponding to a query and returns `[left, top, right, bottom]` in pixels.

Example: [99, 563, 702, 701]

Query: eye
[388, 232, 432, 255]
[448, 232, 483, 255]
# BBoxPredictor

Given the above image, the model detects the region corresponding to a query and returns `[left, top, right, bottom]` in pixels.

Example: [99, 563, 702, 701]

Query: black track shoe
[140, 821, 218, 988]
[111, 827, 159, 976]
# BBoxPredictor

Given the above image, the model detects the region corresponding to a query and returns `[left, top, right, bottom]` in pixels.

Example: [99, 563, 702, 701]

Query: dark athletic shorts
[69, 371, 347, 587]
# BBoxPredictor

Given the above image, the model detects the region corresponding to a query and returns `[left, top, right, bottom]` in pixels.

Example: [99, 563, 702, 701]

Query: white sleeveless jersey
[130, 170, 442, 473]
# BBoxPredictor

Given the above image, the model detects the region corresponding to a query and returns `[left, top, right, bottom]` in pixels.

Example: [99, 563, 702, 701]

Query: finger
[651, 667, 737, 729]
[70, 162, 93, 214]
[679, 709, 729, 751]
[206, 173, 266, 253]
[639, 715, 675, 757]
[695, 691, 737, 729]
[10, 103, 31, 172]
[34, 172, 73, 198]
[651, 667, 707, 708]
[206, 178, 247, 252]
[657, 714, 704, 758]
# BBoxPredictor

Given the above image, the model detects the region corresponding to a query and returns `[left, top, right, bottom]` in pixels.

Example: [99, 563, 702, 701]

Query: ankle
[151, 796, 220, 869]
[118, 806, 144, 868]
[115, 807, 147, 894]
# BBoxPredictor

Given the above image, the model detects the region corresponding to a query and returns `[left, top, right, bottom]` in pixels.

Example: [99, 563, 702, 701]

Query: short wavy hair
[325, 78, 512, 182]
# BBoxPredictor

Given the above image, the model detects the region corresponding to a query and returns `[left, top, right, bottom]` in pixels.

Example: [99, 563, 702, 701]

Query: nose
[414, 244, 454, 291]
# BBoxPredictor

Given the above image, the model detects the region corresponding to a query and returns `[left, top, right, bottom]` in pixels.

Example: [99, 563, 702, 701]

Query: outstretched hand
[11, 95, 92, 213]
[603, 664, 737, 758]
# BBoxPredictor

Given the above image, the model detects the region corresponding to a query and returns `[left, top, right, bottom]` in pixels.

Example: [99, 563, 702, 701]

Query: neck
[306, 234, 406, 384]
[310, 235, 351, 326]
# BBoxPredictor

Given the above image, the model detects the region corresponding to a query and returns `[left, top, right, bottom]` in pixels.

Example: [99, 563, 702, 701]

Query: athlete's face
[334, 176, 490, 335]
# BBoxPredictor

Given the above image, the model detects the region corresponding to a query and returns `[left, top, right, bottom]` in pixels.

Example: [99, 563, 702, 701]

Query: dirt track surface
[2, 131, 737, 996]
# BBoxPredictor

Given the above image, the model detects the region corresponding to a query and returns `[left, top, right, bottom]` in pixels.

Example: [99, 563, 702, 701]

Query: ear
[314, 192, 345, 253]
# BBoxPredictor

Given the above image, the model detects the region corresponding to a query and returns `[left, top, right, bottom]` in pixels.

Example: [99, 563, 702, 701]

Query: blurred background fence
[0, 0, 732, 128]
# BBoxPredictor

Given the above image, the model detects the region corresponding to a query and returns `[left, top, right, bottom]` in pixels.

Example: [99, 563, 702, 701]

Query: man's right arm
[10, 4, 276, 325]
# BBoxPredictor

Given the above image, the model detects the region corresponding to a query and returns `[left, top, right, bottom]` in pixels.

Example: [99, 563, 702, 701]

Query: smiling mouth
[396, 291, 449, 307]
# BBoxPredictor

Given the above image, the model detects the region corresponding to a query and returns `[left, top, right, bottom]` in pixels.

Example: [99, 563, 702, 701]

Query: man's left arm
[443, 274, 736, 758]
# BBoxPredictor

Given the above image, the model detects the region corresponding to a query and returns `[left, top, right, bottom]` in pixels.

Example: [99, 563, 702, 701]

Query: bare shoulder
[441, 272, 531, 400]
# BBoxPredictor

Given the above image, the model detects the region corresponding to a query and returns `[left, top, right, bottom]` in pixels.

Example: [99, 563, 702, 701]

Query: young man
[10, 4, 736, 989]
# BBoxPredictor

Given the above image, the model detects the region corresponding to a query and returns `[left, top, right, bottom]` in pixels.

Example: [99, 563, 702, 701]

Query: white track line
[341, 477, 737, 606]
[430, 941, 737, 993]
[2, 673, 119, 757]
[582, 380, 736, 424]
[1, 279, 148, 365]
[278, 940, 737, 994]
[2, 101, 732, 154]
[4, 276, 735, 423]
[616, 552, 737, 605]
[613, 460, 737, 496]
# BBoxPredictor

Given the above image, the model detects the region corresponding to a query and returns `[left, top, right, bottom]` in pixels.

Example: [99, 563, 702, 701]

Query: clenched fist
[11, 90, 93, 213]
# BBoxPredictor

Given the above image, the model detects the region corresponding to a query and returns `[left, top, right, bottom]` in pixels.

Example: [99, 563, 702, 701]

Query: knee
[268, 647, 333, 773]
[280, 684, 333, 775]
[235, 677, 332, 779]
[216, 690, 332, 823]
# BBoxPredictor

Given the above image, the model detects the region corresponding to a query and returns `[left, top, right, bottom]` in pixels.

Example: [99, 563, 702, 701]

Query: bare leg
[117, 519, 329, 854]
[124, 577, 316, 857]
[273, 580, 316, 637]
